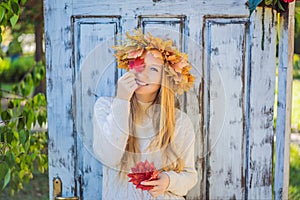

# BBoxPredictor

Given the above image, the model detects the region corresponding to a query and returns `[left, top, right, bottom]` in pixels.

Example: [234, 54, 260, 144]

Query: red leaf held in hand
[129, 57, 145, 72]
[127, 160, 160, 191]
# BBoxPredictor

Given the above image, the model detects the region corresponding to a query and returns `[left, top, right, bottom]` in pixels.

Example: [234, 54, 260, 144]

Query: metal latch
[53, 177, 79, 200]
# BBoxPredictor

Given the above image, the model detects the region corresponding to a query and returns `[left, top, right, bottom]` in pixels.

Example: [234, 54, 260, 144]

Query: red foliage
[129, 57, 145, 72]
[127, 160, 160, 190]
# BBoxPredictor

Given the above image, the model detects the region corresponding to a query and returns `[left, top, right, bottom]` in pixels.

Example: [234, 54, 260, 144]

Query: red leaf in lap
[127, 160, 160, 191]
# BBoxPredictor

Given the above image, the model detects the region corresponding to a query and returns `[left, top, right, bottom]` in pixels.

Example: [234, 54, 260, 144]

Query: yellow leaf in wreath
[149, 50, 163, 59]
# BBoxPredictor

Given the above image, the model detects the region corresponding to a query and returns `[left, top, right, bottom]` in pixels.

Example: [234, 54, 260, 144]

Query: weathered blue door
[44, 0, 279, 199]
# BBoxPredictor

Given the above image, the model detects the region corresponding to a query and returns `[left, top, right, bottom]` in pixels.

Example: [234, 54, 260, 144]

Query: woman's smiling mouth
[136, 79, 149, 86]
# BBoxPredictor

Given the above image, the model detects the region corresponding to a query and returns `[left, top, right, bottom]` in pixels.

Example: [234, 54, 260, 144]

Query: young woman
[93, 30, 197, 199]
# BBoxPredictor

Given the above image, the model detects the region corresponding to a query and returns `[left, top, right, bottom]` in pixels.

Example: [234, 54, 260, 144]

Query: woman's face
[134, 50, 164, 100]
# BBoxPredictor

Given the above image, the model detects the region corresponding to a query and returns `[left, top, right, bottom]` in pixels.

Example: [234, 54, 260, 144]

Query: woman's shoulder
[94, 96, 130, 116]
[95, 96, 114, 106]
[94, 96, 115, 113]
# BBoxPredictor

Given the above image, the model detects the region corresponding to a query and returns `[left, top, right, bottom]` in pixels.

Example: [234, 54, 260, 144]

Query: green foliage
[249, 0, 291, 14]
[0, 57, 10, 74]
[0, 0, 27, 43]
[289, 144, 300, 200]
[264, 0, 285, 11]
[0, 56, 34, 83]
[7, 38, 22, 56]
[293, 54, 300, 79]
[295, 3, 300, 54]
[291, 79, 300, 132]
[0, 61, 47, 195]
[0, 0, 47, 195]
[295, 4, 300, 39]
[249, 0, 263, 14]
[274, 79, 300, 132]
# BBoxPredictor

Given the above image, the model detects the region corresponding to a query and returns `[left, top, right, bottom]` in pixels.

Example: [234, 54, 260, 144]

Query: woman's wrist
[116, 92, 132, 101]
[161, 172, 170, 190]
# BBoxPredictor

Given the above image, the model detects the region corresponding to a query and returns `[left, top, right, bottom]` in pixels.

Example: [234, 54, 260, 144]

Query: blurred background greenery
[0, 0, 299, 199]
[0, 0, 48, 198]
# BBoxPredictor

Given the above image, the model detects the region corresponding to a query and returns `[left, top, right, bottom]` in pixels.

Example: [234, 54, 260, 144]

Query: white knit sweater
[93, 97, 197, 200]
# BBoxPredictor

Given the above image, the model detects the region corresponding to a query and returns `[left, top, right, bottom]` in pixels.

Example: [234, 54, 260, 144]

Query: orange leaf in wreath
[128, 49, 144, 59]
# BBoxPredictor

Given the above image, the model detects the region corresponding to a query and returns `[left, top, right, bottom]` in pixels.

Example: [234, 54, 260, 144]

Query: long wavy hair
[119, 69, 183, 178]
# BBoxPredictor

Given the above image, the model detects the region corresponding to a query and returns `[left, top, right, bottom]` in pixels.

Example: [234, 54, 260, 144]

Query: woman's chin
[135, 86, 150, 94]
[135, 84, 160, 95]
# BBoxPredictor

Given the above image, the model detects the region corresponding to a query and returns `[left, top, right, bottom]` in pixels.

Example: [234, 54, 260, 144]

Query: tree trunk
[34, 23, 46, 94]
[35, 23, 43, 62]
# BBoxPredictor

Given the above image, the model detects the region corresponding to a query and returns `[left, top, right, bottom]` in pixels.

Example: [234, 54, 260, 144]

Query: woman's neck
[135, 92, 157, 103]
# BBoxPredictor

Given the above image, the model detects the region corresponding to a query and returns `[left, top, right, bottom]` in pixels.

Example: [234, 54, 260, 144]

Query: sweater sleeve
[164, 111, 198, 197]
[93, 97, 130, 168]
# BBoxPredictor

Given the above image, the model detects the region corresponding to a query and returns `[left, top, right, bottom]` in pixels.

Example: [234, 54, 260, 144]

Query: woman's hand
[141, 173, 170, 198]
[116, 70, 138, 101]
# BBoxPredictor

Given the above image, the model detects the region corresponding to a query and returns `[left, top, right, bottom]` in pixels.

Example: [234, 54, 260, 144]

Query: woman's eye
[150, 67, 159, 72]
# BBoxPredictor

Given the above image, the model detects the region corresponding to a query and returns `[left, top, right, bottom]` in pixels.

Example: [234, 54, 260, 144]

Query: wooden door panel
[203, 18, 249, 199]
[247, 8, 275, 198]
[73, 16, 121, 198]
[139, 15, 186, 51]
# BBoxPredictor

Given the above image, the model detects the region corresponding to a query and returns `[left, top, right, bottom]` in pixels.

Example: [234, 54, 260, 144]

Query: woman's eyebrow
[149, 64, 163, 68]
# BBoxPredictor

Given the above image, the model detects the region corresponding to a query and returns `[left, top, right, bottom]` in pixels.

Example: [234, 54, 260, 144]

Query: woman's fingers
[116, 71, 138, 100]
[120, 71, 136, 84]
[149, 189, 163, 198]
[126, 78, 137, 85]
[150, 186, 161, 192]
[122, 69, 136, 79]
[122, 72, 135, 81]
[142, 173, 170, 198]
[142, 180, 162, 198]
[141, 180, 158, 186]
[129, 83, 138, 90]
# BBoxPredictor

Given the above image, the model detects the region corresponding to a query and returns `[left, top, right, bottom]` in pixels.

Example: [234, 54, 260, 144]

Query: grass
[0, 171, 49, 200]
[289, 143, 300, 200]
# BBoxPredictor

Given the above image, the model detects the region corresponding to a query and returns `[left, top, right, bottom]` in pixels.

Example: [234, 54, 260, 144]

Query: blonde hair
[119, 69, 183, 178]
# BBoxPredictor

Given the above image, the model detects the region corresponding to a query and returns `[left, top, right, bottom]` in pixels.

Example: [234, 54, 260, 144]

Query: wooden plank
[275, 2, 295, 200]
[185, 16, 204, 199]
[203, 17, 249, 199]
[71, 0, 249, 17]
[44, 0, 76, 199]
[73, 17, 120, 199]
[247, 7, 276, 199]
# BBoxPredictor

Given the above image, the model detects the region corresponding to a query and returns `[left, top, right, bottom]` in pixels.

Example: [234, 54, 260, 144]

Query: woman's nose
[136, 67, 148, 77]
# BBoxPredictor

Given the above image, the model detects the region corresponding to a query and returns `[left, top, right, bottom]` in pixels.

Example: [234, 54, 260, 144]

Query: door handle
[56, 197, 79, 200]
[53, 177, 79, 200]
